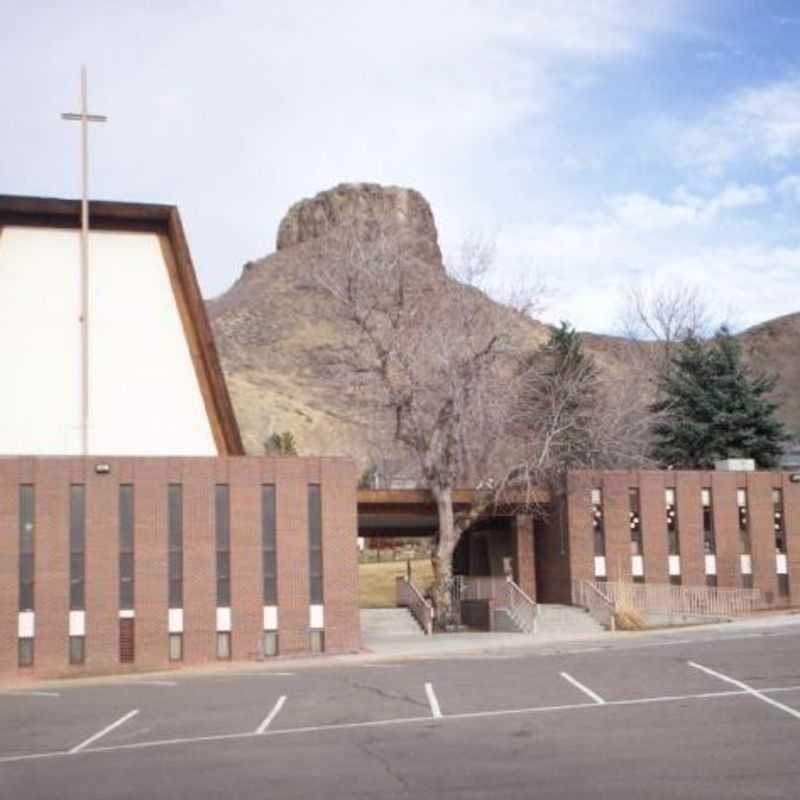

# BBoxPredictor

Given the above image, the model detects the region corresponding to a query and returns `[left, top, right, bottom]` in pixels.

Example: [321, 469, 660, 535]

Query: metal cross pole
[61, 66, 107, 456]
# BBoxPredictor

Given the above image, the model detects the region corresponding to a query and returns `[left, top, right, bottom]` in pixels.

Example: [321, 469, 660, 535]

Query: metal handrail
[505, 578, 538, 633]
[396, 577, 433, 635]
[600, 581, 762, 618]
[572, 579, 617, 631]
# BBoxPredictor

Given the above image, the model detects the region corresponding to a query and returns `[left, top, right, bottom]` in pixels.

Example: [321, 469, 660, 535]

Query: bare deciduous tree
[317, 225, 650, 627]
[618, 279, 714, 371]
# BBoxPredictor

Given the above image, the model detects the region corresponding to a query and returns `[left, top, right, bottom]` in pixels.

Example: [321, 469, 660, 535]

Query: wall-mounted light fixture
[94, 463, 111, 475]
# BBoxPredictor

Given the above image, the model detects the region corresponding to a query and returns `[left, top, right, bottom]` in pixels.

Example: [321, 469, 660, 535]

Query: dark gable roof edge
[0, 194, 245, 456]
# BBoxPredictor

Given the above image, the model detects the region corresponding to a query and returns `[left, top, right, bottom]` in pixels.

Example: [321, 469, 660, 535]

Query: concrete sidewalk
[3, 610, 798, 691]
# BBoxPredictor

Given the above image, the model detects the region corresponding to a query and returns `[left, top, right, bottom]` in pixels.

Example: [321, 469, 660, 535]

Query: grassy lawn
[359, 558, 435, 608]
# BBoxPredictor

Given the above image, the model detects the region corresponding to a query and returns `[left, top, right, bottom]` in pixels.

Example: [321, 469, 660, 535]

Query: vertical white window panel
[69, 610, 85, 637]
[631, 555, 644, 577]
[309, 605, 325, 629]
[216, 607, 232, 633]
[668, 555, 681, 576]
[740, 554, 753, 575]
[17, 611, 35, 638]
[705, 555, 717, 576]
[263, 606, 279, 631]
[776, 554, 788, 575]
[594, 556, 607, 578]
[168, 608, 184, 634]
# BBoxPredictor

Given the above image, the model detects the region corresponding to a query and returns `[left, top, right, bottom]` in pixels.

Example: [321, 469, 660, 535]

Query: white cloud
[666, 78, 800, 172]
[0, 1, 690, 297]
[495, 184, 795, 332]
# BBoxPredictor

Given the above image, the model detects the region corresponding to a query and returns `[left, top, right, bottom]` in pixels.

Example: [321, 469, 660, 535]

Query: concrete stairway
[533, 604, 607, 637]
[360, 608, 427, 645]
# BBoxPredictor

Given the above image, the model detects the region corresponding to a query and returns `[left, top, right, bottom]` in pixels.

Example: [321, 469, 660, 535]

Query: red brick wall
[566, 472, 595, 584]
[34, 459, 71, 673]
[0, 456, 359, 679]
[134, 458, 169, 670]
[603, 472, 632, 583]
[275, 458, 310, 655]
[321, 458, 360, 652]
[783, 473, 800, 604]
[675, 471, 704, 586]
[639, 471, 667, 584]
[532, 508, 572, 604]
[182, 458, 217, 663]
[230, 457, 262, 661]
[511, 513, 536, 602]
[86, 458, 120, 673]
[567, 469, 800, 608]
[748, 471, 778, 603]
[711, 471, 740, 588]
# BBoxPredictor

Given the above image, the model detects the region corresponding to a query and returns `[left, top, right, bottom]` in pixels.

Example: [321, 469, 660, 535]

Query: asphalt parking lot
[2, 626, 800, 799]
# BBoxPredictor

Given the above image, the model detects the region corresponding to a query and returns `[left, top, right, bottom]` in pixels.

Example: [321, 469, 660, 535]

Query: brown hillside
[208, 183, 800, 458]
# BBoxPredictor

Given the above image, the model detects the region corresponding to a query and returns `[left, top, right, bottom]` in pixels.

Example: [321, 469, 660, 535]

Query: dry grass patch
[359, 558, 434, 608]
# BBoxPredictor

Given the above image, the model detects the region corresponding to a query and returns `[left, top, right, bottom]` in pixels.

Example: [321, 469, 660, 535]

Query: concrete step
[534, 603, 607, 636]
[493, 608, 524, 633]
[360, 607, 427, 639]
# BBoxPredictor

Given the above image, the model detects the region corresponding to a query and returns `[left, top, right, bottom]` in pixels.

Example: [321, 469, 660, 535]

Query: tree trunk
[430, 485, 459, 629]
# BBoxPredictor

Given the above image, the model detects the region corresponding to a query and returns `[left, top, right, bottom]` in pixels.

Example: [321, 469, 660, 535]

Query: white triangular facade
[0, 225, 217, 455]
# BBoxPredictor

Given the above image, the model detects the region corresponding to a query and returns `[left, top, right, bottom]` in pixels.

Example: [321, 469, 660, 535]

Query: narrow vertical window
[591, 489, 605, 556]
[69, 485, 86, 611]
[666, 488, 680, 586]
[773, 489, 786, 555]
[216, 631, 231, 660]
[666, 489, 680, 554]
[737, 488, 753, 589]
[19, 485, 34, 612]
[262, 485, 277, 605]
[169, 633, 183, 662]
[774, 489, 789, 597]
[119, 485, 135, 664]
[737, 489, 750, 554]
[69, 635, 85, 666]
[215, 485, 231, 607]
[308, 485, 323, 606]
[702, 489, 715, 555]
[18, 638, 34, 667]
[119, 485, 134, 611]
[629, 488, 642, 555]
[168, 485, 183, 609]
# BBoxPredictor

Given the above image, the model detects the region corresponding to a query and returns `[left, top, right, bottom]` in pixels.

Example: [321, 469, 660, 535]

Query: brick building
[452, 469, 799, 610]
[0, 196, 360, 678]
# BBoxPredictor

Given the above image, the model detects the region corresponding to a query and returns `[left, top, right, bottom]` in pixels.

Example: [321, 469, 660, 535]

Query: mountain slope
[208, 183, 800, 458]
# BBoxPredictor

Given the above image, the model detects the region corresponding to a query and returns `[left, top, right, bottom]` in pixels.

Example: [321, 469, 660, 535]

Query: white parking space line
[223, 672, 295, 678]
[127, 681, 178, 687]
[0, 691, 60, 698]
[69, 709, 140, 754]
[5, 683, 800, 766]
[689, 661, 800, 721]
[255, 695, 287, 734]
[560, 672, 606, 705]
[424, 682, 442, 718]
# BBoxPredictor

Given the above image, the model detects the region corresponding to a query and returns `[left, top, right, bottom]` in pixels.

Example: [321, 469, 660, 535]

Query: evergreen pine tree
[539, 321, 598, 469]
[651, 327, 786, 468]
[263, 431, 299, 456]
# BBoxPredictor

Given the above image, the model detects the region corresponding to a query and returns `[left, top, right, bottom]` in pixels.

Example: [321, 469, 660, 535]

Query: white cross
[61, 66, 107, 456]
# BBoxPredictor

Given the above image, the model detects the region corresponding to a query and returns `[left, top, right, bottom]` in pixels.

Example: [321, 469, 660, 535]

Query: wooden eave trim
[165, 208, 244, 455]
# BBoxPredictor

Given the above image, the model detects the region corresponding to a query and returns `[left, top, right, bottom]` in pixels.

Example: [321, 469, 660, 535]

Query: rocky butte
[207, 182, 800, 459]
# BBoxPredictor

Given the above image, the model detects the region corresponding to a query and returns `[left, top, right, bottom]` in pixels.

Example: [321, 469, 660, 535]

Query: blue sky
[2, 1, 800, 332]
